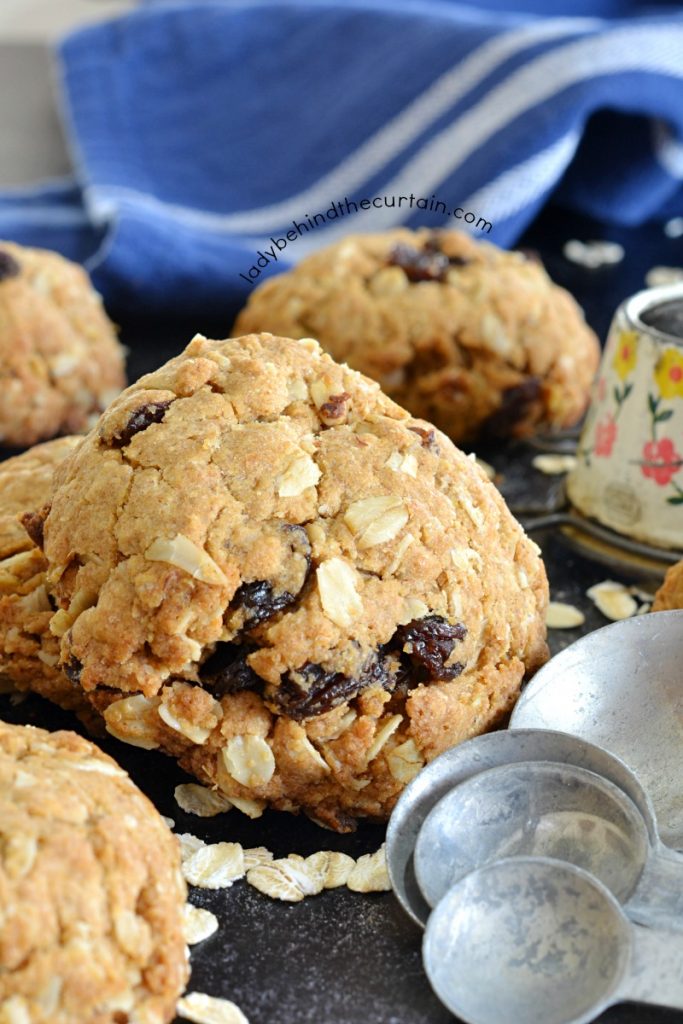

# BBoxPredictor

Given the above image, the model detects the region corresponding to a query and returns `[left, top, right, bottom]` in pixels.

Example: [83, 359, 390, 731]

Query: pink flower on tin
[594, 414, 617, 457]
[641, 438, 682, 487]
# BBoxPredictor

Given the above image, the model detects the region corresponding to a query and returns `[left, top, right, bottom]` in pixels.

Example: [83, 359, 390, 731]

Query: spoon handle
[627, 851, 683, 929]
[621, 924, 683, 1009]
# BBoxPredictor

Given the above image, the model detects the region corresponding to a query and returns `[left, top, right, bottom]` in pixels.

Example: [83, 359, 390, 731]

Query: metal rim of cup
[622, 282, 683, 347]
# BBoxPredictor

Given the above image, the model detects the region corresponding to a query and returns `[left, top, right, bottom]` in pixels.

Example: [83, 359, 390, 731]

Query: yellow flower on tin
[655, 347, 683, 399]
[612, 330, 638, 380]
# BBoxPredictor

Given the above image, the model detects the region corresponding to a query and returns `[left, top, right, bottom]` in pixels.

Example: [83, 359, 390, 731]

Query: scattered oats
[243, 846, 273, 870]
[281, 855, 325, 896]
[247, 861, 305, 902]
[278, 451, 321, 497]
[387, 738, 425, 784]
[221, 735, 275, 788]
[175, 784, 232, 818]
[365, 715, 403, 763]
[183, 904, 219, 945]
[587, 581, 638, 621]
[177, 833, 206, 862]
[563, 239, 624, 269]
[645, 266, 683, 288]
[162, 816, 175, 829]
[664, 217, 683, 239]
[347, 845, 392, 893]
[177, 992, 249, 1024]
[182, 842, 245, 889]
[226, 795, 265, 819]
[344, 495, 409, 548]
[312, 850, 356, 888]
[532, 454, 577, 475]
[145, 534, 228, 587]
[545, 601, 586, 629]
[629, 585, 655, 603]
[316, 557, 363, 628]
[639, 602, 652, 614]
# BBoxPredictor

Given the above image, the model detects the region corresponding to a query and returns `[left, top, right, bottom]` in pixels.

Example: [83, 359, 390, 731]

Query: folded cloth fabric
[1, 0, 682, 315]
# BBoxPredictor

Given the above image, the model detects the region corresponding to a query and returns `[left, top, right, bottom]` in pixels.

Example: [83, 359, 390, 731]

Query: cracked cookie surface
[234, 230, 600, 443]
[41, 332, 548, 827]
[0, 241, 125, 447]
[0, 437, 99, 726]
[0, 720, 188, 1024]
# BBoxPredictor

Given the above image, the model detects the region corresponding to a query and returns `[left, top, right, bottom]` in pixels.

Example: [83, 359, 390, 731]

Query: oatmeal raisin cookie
[0, 241, 125, 447]
[0, 719, 188, 1024]
[40, 332, 549, 828]
[234, 230, 600, 443]
[0, 437, 99, 726]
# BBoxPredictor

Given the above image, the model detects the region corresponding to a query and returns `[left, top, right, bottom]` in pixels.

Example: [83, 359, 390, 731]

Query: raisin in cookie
[653, 560, 683, 611]
[0, 720, 188, 1024]
[0, 437, 100, 726]
[0, 242, 125, 447]
[234, 230, 600, 443]
[40, 332, 548, 829]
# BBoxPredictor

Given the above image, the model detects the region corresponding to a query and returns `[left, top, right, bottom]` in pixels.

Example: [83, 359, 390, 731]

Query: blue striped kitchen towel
[1, 0, 682, 313]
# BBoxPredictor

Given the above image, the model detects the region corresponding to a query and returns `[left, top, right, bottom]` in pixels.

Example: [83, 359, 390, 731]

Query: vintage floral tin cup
[567, 283, 683, 551]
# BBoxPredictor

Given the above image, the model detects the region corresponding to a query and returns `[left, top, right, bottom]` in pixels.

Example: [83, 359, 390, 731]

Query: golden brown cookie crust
[234, 230, 600, 443]
[0, 438, 99, 725]
[41, 332, 548, 826]
[0, 720, 188, 1024]
[0, 242, 125, 448]
[652, 560, 683, 612]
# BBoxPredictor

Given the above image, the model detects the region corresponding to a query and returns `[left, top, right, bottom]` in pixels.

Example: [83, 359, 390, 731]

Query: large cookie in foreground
[234, 230, 600, 443]
[0, 720, 188, 1024]
[0, 241, 125, 447]
[0, 437, 99, 727]
[39, 332, 549, 829]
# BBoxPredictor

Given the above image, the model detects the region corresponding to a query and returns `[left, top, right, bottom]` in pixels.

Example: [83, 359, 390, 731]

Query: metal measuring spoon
[511, 610, 683, 849]
[414, 760, 683, 929]
[423, 857, 683, 1024]
[386, 728, 658, 929]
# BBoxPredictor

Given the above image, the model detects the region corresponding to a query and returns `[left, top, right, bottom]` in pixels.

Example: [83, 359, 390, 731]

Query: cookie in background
[0, 242, 125, 448]
[234, 230, 600, 444]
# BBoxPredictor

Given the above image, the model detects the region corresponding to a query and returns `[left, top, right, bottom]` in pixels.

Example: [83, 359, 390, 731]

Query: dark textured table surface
[1, 204, 681, 1024]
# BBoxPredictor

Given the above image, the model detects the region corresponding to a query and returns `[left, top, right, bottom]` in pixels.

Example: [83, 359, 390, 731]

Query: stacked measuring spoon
[386, 611, 683, 1024]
